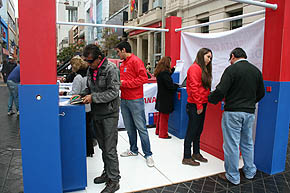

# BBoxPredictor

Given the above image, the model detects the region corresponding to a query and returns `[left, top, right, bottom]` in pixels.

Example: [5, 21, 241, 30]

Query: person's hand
[82, 95, 92, 104]
[120, 80, 123, 86]
[60, 77, 66, 83]
[197, 109, 203, 114]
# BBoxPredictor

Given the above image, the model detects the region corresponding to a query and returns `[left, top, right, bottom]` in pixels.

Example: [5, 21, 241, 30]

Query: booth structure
[18, 0, 290, 193]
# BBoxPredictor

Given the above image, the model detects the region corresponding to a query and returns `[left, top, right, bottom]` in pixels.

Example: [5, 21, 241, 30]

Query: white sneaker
[146, 156, 154, 167]
[120, 149, 138, 157]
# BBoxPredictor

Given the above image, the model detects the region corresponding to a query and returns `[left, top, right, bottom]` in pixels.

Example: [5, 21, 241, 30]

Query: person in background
[63, 55, 94, 157]
[2, 56, 17, 83]
[153, 56, 178, 139]
[183, 48, 213, 166]
[208, 47, 265, 185]
[115, 41, 154, 167]
[77, 44, 121, 193]
[7, 61, 20, 116]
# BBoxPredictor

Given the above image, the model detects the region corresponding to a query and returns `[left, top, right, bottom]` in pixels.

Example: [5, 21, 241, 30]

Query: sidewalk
[0, 84, 23, 193]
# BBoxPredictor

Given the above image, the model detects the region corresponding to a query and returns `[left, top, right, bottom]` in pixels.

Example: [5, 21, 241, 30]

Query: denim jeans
[184, 103, 207, 159]
[222, 111, 256, 185]
[121, 98, 152, 158]
[7, 80, 19, 112]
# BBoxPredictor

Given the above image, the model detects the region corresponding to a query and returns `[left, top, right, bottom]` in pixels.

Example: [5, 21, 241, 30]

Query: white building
[57, 0, 86, 52]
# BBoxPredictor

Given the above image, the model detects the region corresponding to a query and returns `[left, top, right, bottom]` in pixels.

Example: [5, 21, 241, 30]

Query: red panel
[19, 0, 57, 84]
[263, 0, 290, 81]
[165, 16, 182, 67]
[201, 103, 224, 160]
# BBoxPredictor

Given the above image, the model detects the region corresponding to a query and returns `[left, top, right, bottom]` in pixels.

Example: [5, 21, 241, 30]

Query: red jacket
[186, 63, 210, 110]
[120, 54, 148, 100]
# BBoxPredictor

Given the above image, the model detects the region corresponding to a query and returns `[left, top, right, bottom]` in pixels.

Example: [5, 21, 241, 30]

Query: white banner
[118, 83, 157, 128]
[180, 18, 265, 90]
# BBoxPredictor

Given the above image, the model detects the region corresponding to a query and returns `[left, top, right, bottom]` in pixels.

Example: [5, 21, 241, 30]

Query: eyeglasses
[84, 59, 96, 64]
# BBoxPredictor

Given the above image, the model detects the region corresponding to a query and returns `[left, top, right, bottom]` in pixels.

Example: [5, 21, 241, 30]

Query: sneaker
[7, 111, 14, 116]
[120, 149, 138, 157]
[94, 171, 109, 184]
[182, 158, 200, 166]
[146, 156, 154, 167]
[101, 180, 120, 193]
[192, 154, 208, 163]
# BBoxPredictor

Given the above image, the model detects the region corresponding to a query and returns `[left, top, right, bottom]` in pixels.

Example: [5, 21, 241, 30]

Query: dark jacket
[155, 70, 178, 114]
[208, 60, 265, 114]
[81, 59, 120, 120]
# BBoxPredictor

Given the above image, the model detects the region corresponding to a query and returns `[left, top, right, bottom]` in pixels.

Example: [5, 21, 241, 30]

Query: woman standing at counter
[182, 48, 212, 166]
[154, 56, 178, 139]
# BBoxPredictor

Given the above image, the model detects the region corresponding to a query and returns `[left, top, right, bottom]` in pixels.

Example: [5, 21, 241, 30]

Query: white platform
[68, 128, 244, 193]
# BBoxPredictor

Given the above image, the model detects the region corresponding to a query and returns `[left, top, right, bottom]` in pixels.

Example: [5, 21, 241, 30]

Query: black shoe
[94, 172, 109, 184]
[101, 180, 120, 193]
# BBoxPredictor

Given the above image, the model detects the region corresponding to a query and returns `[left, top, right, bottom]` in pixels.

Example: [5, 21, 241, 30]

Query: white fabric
[180, 18, 265, 90]
[118, 83, 157, 128]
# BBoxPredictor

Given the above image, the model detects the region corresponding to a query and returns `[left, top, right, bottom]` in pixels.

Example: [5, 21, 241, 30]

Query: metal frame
[229, 0, 278, 10]
[175, 10, 265, 32]
[56, 21, 169, 32]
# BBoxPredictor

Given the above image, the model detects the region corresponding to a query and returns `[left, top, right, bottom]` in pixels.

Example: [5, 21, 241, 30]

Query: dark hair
[194, 48, 213, 89]
[154, 56, 171, 77]
[230, 47, 247, 60]
[115, 41, 132, 53]
[83, 44, 104, 60]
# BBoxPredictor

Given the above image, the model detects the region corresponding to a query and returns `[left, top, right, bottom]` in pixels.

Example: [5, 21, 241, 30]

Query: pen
[71, 96, 79, 101]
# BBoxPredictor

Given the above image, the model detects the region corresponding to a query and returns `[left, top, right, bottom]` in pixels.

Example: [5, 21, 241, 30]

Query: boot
[192, 154, 208, 163]
[94, 171, 109, 184]
[101, 180, 120, 193]
[182, 158, 200, 166]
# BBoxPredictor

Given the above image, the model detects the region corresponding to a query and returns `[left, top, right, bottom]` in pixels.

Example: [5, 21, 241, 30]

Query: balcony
[124, 7, 162, 33]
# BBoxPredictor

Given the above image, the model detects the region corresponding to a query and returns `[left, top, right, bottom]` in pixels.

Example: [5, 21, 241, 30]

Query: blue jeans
[222, 111, 257, 185]
[121, 98, 152, 158]
[7, 80, 19, 112]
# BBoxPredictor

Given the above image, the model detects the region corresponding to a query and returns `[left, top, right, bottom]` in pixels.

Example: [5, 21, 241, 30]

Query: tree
[57, 41, 85, 64]
[101, 28, 120, 57]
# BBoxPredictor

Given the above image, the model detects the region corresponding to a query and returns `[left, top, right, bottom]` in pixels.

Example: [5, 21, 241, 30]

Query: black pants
[183, 103, 207, 159]
[93, 116, 120, 182]
[86, 112, 94, 156]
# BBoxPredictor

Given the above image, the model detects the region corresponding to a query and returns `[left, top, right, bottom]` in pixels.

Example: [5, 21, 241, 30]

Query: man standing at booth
[80, 44, 121, 193]
[115, 41, 154, 167]
[208, 48, 265, 185]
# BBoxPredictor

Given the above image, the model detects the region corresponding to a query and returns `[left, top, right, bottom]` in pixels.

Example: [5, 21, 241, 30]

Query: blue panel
[255, 81, 290, 174]
[171, 72, 180, 84]
[19, 85, 62, 193]
[168, 87, 188, 139]
[59, 104, 87, 192]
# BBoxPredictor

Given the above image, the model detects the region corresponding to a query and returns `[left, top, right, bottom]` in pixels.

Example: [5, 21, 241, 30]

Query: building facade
[84, 0, 127, 46]
[57, 0, 86, 52]
[0, 0, 18, 61]
[124, 0, 265, 70]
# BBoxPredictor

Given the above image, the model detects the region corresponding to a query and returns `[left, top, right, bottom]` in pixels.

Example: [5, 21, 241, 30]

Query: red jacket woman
[183, 48, 213, 166]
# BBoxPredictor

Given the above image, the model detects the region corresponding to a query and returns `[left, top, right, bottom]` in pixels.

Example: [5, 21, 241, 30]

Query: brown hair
[194, 48, 212, 89]
[70, 55, 88, 73]
[153, 56, 172, 77]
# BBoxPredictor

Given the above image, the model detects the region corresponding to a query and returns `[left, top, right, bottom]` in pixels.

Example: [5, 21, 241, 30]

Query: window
[198, 18, 209, 33]
[67, 6, 78, 22]
[228, 10, 243, 30]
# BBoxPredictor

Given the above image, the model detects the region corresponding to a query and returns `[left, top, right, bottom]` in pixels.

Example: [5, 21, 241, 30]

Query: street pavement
[0, 81, 23, 193]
